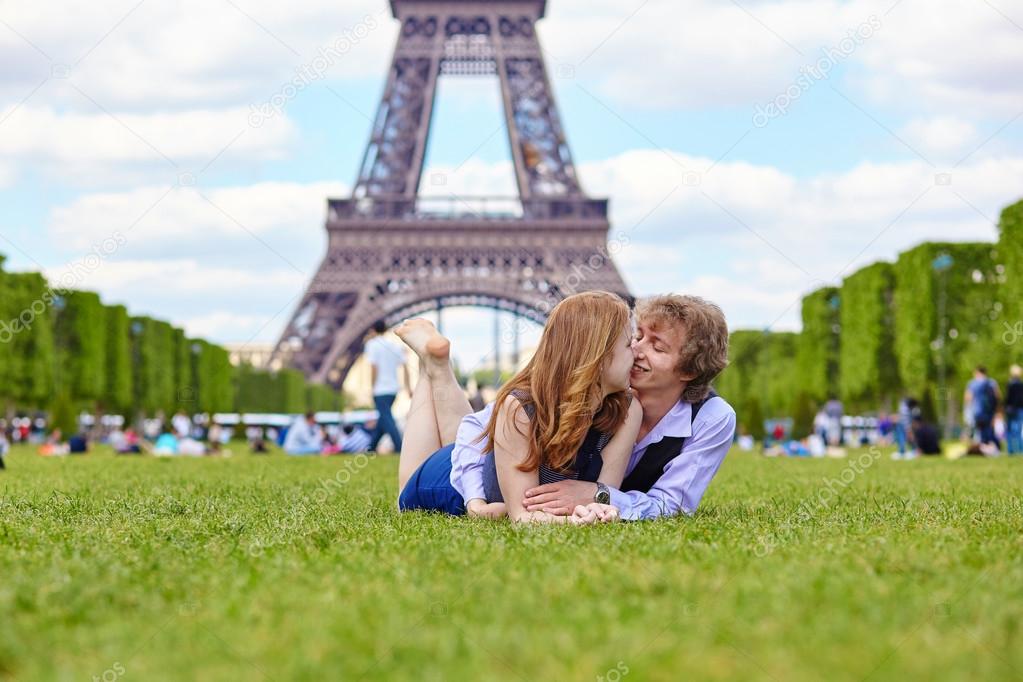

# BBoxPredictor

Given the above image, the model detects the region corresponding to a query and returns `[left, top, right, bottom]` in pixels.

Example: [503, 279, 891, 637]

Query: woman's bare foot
[395, 319, 451, 370]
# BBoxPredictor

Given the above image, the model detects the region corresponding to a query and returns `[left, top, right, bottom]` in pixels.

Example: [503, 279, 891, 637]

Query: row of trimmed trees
[0, 256, 341, 430]
[717, 198, 1023, 438]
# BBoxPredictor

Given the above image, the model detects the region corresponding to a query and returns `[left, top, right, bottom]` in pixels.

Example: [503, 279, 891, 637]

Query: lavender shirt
[449, 402, 498, 505]
[450, 396, 736, 521]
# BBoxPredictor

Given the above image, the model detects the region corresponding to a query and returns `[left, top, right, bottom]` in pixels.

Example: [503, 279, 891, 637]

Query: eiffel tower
[273, 0, 631, 385]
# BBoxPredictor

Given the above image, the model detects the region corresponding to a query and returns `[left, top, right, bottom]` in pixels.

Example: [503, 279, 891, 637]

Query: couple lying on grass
[396, 291, 736, 524]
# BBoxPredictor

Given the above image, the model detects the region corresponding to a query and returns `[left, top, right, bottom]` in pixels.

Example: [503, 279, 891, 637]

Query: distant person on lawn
[172, 410, 192, 439]
[364, 321, 410, 453]
[965, 366, 1001, 450]
[911, 416, 942, 456]
[1005, 364, 1023, 455]
[283, 412, 323, 455]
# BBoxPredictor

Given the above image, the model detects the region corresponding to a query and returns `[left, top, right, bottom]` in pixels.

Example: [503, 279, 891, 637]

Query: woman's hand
[569, 503, 621, 525]
[466, 498, 507, 519]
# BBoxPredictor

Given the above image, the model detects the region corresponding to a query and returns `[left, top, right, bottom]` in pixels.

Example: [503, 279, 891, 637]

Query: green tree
[131, 316, 175, 417]
[205, 344, 235, 413]
[5, 272, 56, 409]
[717, 330, 767, 437]
[0, 256, 12, 412]
[998, 199, 1023, 325]
[839, 262, 899, 412]
[280, 369, 307, 413]
[307, 383, 340, 412]
[172, 328, 194, 412]
[796, 287, 840, 406]
[894, 242, 1008, 425]
[53, 290, 107, 409]
[104, 304, 133, 415]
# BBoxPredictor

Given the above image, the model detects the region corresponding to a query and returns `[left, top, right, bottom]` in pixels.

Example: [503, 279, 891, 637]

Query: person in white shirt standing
[364, 321, 410, 453]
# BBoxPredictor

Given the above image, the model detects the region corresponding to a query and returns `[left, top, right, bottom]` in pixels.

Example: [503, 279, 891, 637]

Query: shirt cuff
[608, 487, 637, 521]
[460, 475, 487, 505]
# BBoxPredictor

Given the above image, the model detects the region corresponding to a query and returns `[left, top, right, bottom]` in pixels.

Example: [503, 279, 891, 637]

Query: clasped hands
[466, 479, 620, 524]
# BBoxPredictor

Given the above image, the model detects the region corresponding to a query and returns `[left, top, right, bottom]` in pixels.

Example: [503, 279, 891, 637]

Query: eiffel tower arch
[273, 0, 631, 386]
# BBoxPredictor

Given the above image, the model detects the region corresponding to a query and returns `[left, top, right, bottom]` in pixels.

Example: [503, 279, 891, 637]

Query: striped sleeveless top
[481, 389, 612, 503]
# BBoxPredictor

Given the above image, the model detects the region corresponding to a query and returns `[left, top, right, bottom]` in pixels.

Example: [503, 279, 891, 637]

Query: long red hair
[480, 291, 632, 472]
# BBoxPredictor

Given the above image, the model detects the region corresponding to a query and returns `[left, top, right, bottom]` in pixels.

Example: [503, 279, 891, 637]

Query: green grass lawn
[1, 444, 1021, 681]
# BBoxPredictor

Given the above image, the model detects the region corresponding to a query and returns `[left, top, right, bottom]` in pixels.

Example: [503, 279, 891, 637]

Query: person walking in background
[965, 366, 1001, 451]
[0, 428, 8, 469]
[893, 396, 919, 460]
[1006, 364, 1023, 455]
[813, 409, 829, 444]
[824, 396, 844, 446]
[364, 321, 409, 453]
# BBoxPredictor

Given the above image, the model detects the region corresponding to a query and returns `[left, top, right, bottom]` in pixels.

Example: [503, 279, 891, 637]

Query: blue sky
[2, 0, 1022, 369]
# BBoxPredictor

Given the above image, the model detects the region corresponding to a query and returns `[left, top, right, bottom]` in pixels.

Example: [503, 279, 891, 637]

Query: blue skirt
[397, 444, 466, 516]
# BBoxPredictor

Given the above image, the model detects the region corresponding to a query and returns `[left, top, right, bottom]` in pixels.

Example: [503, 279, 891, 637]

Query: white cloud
[542, 0, 836, 109]
[537, 0, 1023, 122]
[418, 158, 518, 200]
[70, 258, 303, 295]
[4, 0, 1017, 122]
[44, 258, 309, 342]
[901, 116, 977, 157]
[2, 0, 1019, 129]
[48, 180, 346, 260]
[0, 105, 296, 186]
[0, 0, 393, 110]
[179, 311, 284, 341]
[856, 0, 1023, 116]
[0, 160, 13, 188]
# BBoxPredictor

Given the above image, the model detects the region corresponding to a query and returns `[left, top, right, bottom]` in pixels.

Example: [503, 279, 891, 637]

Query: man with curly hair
[522, 294, 736, 521]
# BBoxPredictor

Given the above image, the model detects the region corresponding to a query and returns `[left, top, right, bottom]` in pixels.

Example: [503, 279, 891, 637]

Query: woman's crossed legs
[393, 319, 473, 490]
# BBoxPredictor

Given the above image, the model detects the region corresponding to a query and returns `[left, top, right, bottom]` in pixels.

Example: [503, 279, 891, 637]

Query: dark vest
[620, 391, 718, 494]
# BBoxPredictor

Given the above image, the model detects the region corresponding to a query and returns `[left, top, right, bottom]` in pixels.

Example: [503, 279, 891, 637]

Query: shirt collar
[634, 398, 692, 452]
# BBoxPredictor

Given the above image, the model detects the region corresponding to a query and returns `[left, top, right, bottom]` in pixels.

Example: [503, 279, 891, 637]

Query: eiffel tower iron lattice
[272, 0, 632, 386]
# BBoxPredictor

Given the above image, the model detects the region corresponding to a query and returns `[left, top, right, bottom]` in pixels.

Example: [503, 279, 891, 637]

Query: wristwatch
[594, 482, 611, 505]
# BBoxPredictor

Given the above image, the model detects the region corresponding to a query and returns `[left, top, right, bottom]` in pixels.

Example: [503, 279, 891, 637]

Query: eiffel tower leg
[494, 22, 582, 199]
[353, 14, 443, 199]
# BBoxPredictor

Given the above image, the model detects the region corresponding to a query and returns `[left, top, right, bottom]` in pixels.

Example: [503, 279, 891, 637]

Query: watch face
[596, 487, 611, 504]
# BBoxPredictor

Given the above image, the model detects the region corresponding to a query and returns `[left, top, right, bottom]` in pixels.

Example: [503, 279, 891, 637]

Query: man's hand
[466, 498, 507, 519]
[522, 480, 598, 516]
[569, 503, 621, 525]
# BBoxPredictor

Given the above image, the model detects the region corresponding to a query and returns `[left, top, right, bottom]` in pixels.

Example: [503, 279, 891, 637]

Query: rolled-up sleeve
[450, 412, 489, 504]
[609, 407, 736, 521]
